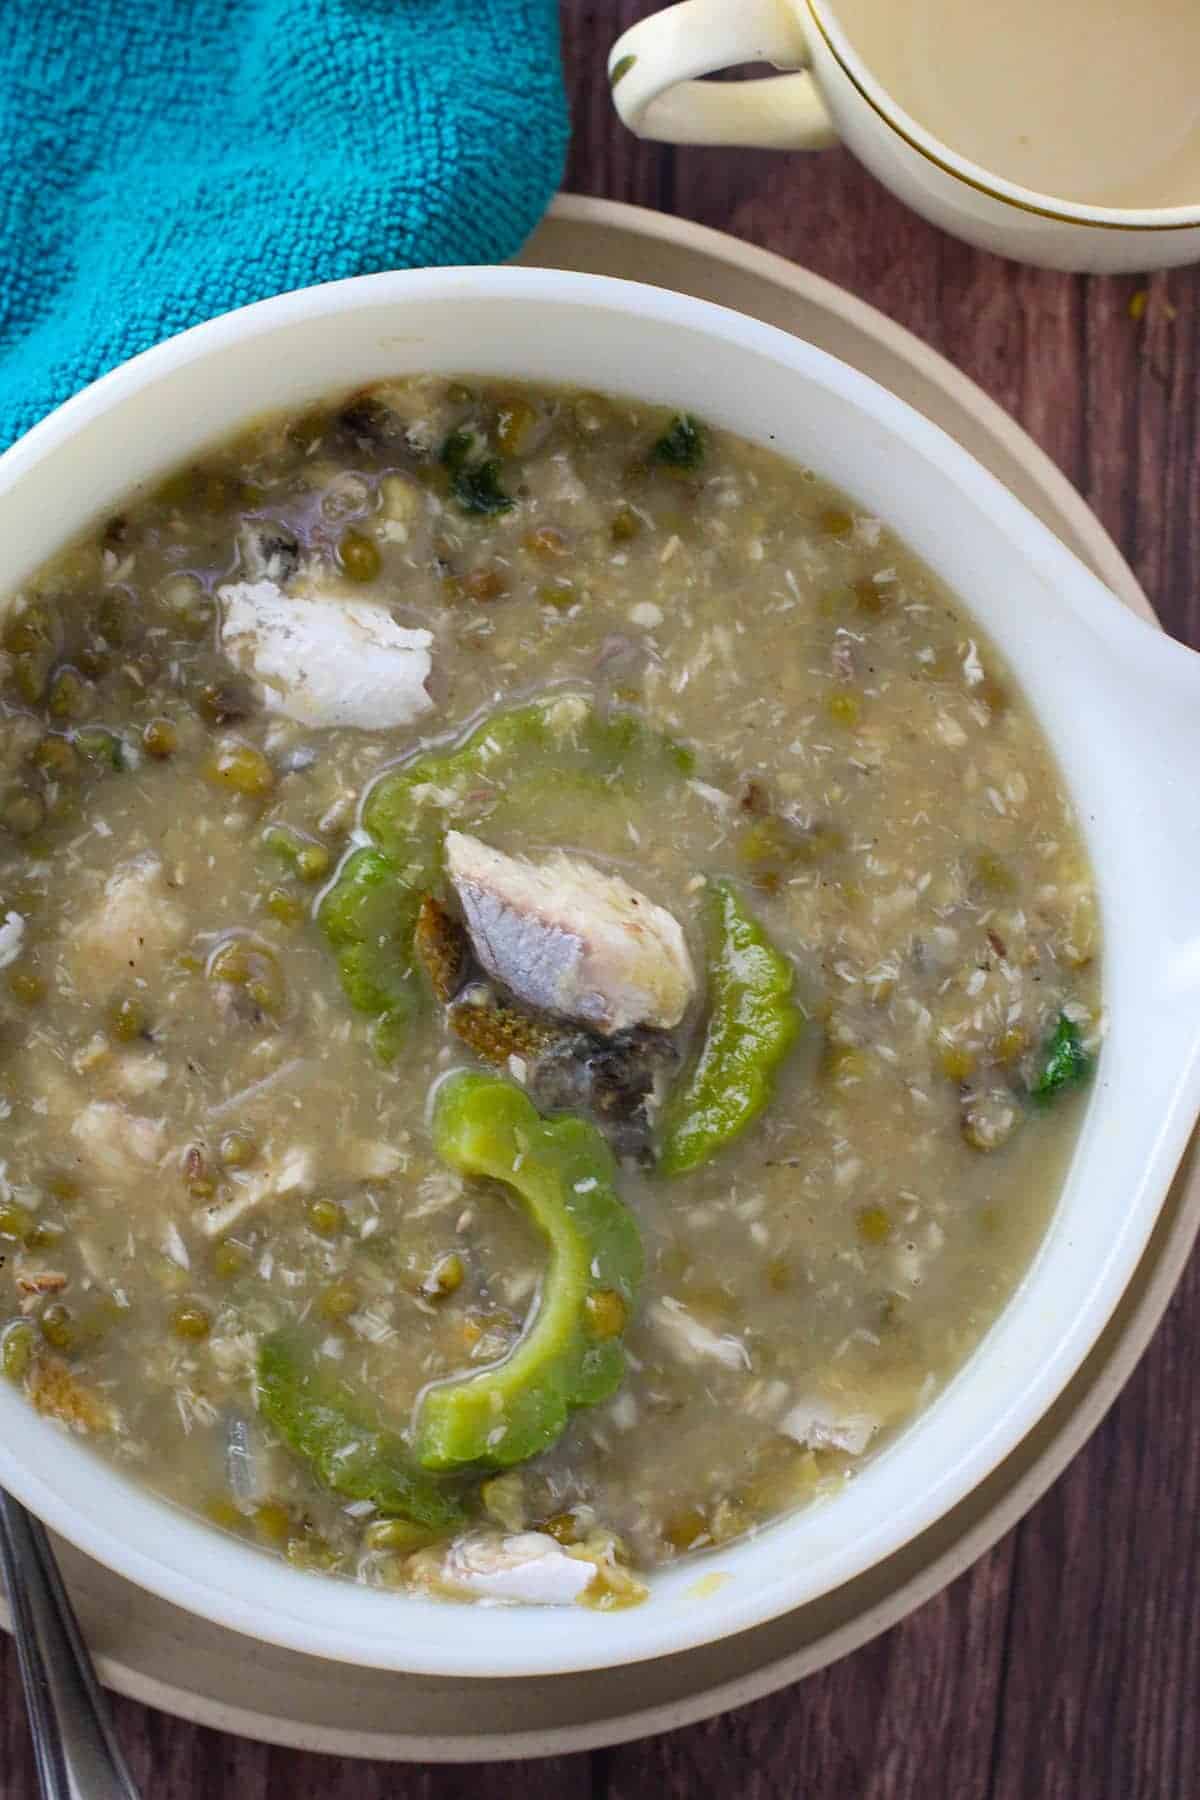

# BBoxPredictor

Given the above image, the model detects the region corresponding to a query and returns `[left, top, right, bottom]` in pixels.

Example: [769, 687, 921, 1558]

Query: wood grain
[2, 5, 1197, 1794]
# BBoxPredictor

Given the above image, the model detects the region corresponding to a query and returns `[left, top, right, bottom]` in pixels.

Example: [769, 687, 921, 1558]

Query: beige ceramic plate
[2, 196, 1190, 1761]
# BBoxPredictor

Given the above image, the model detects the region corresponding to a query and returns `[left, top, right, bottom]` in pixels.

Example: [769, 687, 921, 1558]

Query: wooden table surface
[2, 6, 1198, 1795]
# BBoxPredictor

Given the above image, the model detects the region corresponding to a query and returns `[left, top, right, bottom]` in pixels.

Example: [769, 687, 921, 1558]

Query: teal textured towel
[0, 0, 568, 451]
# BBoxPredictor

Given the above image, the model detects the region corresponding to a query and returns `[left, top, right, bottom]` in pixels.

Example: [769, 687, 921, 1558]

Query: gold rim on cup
[807, 0, 1200, 233]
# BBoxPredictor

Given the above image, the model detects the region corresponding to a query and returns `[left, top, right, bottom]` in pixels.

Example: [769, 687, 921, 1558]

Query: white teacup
[609, 0, 1200, 273]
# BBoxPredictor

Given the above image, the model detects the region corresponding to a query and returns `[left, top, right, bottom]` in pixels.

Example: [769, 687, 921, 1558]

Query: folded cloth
[0, 0, 568, 450]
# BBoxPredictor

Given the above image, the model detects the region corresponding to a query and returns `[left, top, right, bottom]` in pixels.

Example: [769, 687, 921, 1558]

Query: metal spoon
[0, 1490, 141, 1799]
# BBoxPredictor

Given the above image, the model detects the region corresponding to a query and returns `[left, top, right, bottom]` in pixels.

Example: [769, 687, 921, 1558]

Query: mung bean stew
[0, 378, 1099, 1606]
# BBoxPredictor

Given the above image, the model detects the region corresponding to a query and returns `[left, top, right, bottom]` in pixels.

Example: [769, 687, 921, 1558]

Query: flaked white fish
[69, 856, 185, 992]
[434, 1531, 596, 1606]
[71, 1101, 167, 1186]
[0, 910, 25, 970]
[651, 1297, 752, 1372]
[194, 1143, 315, 1238]
[219, 578, 433, 731]
[445, 831, 695, 1035]
[778, 1398, 878, 1457]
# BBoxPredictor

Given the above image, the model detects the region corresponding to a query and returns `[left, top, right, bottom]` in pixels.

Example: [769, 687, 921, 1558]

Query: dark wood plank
[0, 1640, 38, 1800]
[1, 6, 1197, 1796]
[263, 1747, 590, 1800]
[561, 1, 674, 208]
[0, 1643, 591, 1800]
[989, 1255, 1200, 1800]
[0, 1632, 600, 1799]
[1084, 269, 1200, 641]
[111, 1697, 269, 1800]
[605, 1538, 1017, 1800]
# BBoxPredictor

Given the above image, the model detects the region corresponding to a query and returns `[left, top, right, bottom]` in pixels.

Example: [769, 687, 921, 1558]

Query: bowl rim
[1, 264, 1198, 1677]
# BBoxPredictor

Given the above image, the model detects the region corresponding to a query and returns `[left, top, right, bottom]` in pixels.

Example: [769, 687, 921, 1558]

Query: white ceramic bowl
[2, 269, 1198, 1678]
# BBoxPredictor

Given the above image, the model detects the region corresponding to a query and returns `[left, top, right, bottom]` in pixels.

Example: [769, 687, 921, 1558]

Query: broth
[0, 377, 1100, 1606]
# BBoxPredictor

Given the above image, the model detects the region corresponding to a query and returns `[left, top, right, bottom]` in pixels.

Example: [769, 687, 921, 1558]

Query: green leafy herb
[650, 414, 706, 472]
[1030, 1012, 1093, 1106]
[610, 54, 637, 87]
[440, 427, 480, 475]
[440, 429, 514, 516]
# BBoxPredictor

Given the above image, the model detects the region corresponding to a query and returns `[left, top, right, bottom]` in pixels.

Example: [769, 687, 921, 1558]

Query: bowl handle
[1106, 620, 1200, 940]
[608, 0, 837, 149]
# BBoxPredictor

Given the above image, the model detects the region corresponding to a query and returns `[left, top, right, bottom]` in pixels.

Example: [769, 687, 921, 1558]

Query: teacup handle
[608, 0, 835, 149]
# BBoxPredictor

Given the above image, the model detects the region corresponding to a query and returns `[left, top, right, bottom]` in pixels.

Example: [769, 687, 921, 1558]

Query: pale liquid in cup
[834, 0, 1200, 209]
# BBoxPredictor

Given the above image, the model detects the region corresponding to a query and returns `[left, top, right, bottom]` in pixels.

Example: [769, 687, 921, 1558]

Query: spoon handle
[0, 1491, 141, 1800]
